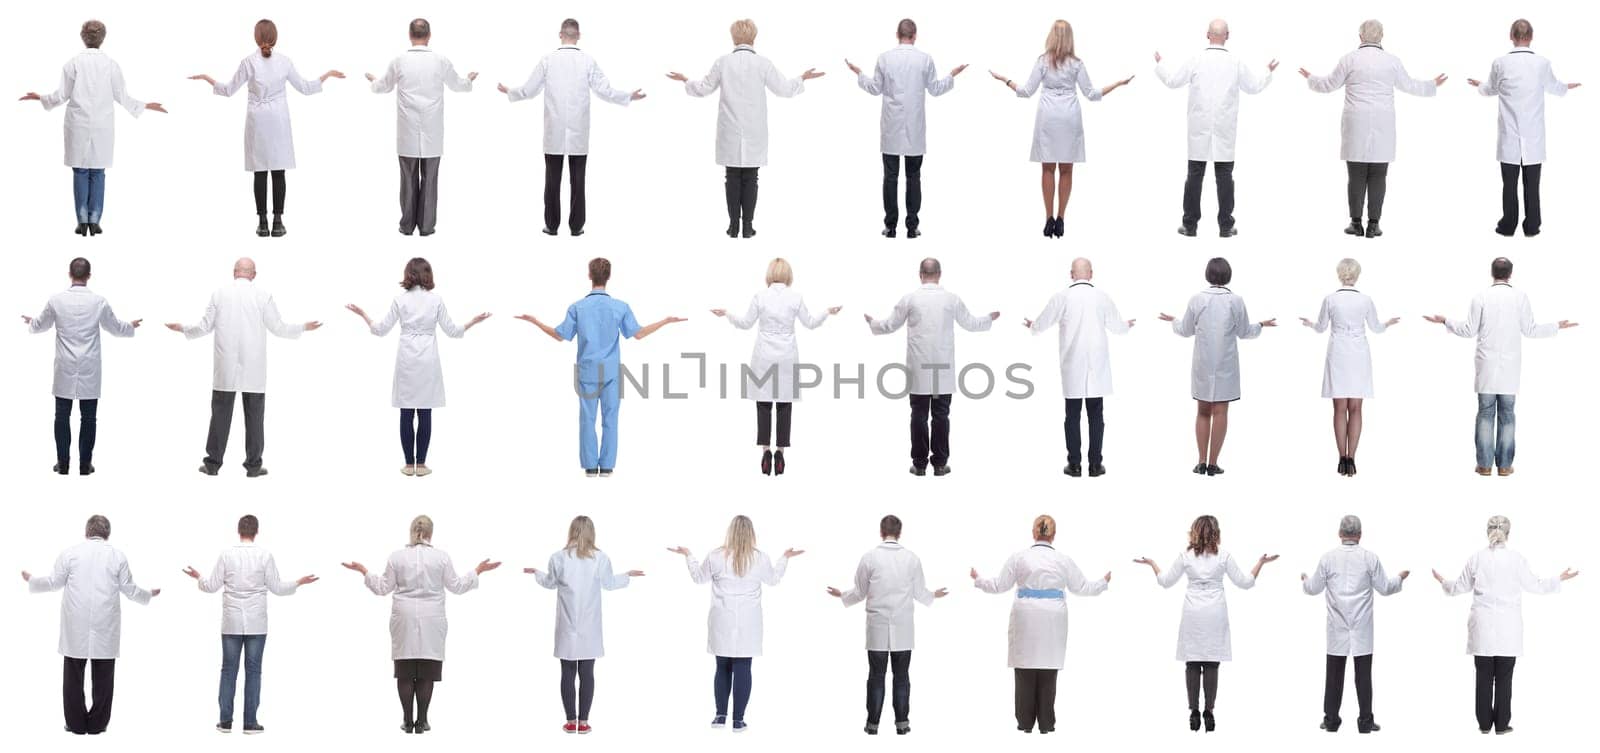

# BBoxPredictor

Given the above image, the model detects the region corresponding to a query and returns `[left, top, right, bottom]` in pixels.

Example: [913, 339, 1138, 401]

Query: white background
[2, 1, 1594, 751]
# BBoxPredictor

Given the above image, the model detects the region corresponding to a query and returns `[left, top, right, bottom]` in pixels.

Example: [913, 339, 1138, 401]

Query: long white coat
[684, 548, 789, 658]
[181, 278, 305, 393]
[1442, 283, 1559, 395]
[868, 283, 994, 396]
[1172, 287, 1262, 402]
[28, 537, 153, 659]
[974, 543, 1107, 669]
[1013, 56, 1101, 163]
[1310, 288, 1390, 399]
[838, 540, 935, 652]
[1477, 49, 1569, 165]
[683, 46, 806, 167]
[723, 283, 830, 402]
[364, 543, 480, 661]
[1306, 44, 1437, 163]
[533, 548, 631, 661]
[1440, 545, 1562, 657]
[212, 51, 324, 171]
[857, 44, 955, 156]
[1157, 549, 1256, 662]
[1028, 281, 1129, 399]
[29, 285, 136, 399]
[195, 542, 300, 635]
[368, 288, 466, 409]
[1302, 542, 1403, 656]
[505, 46, 634, 156]
[371, 46, 474, 158]
[1154, 47, 1273, 162]
[37, 49, 147, 169]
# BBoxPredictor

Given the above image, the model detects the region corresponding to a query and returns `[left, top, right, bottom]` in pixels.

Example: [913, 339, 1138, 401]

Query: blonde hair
[1043, 20, 1077, 68]
[730, 19, 757, 46]
[765, 258, 793, 286]
[255, 19, 278, 58]
[1486, 515, 1511, 547]
[1337, 258, 1362, 286]
[409, 515, 434, 546]
[1359, 19, 1384, 45]
[566, 515, 598, 559]
[723, 515, 758, 577]
[1033, 514, 1057, 541]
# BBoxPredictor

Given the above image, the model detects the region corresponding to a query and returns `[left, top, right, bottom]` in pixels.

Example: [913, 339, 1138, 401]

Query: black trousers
[882, 154, 924, 230]
[1064, 398, 1104, 465]
[1498, 163, 1542, 236]
[865, 650, 911, 729]
[398, 156, 441, 234]
[1323, 654, 1374, 729]
[1185, 661, 1220, 711]
[1346, 161, 1389, 221]
[755, 401, 792, 447]
[908, 394, 952, 469]
[724, 167, 759, 228]
[252, 170, 286, 215]
[1014, 668, 1058, 732]
[54, 397, 98, 466]
[1182, 161, 1235, 230]
[543, 154, 588, 232]
[559, 659, 595, 721]
[204, 391, 265, 472]
[63, 657, 115, 734]
[1474, 655, 1516, 732]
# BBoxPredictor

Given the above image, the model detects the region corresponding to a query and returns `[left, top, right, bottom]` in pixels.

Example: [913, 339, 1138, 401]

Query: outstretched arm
[632, 316, 686, 340]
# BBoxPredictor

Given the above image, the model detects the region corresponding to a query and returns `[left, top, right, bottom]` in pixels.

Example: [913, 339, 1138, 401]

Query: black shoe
[1205, 464, 1224, 476]
[87, 223, 103, 236]
[417, 721, 431, 733]
[1494, 727, 1512, 736]
[1220, 226, 1237, 238]
[727, 222, 739, 238]
[1523, 228, 1540, 238]
[1043, 218, 1055, 237]
[1193, 463, 1208, 475]
[270, 216, 286, 237]
[217, 721, 233, 733]
[864, 724, 878, 735]
[54, 463, 70, 475]
[198, 464, 219, 476]
[1052, 217, 1064, 237]
[1338, 457, 1351, 476]
[895, 724, 910, 735]
[1358, 721, 1380, 734]
[542, 226, 559, 236]
[571, 228, 585, 237]
[882, 227, 897, 238]
[909, 465, 926, 477]
[597, 468, 613, 478]
[585, 468, 600, 477]
[1088, 463, 1106, 477]
[75, 223, 89, 236]
[243, 723, 265, 735]
[1364, 220, 1382, 238]
[1064, 463, 1082, 477]
[418, 229, 435, 237]
[80, 463, 95, 476]
[1347, 458, 1357, 476]
[66, 726, 87, 735]
[1189, 710, 1201, 731]
[741, 223, 757, 239]
[1177, 225, 1197, 237]
[246, 466, 269, 478]
[399, 227, 415, 236]
[1320, 720, 1338, 733]
[401, 722, 415, 734]
[1494, 225, 1516, 237]
[761, 449, 773, 476]
[773, 450, 786, 476]
[1344, 220, 1363, 236]
[256, 216, 270, 236]
[906, 227, 921, 239]
[1203, 711, 1215, 732]
[932, 465, 950, 476]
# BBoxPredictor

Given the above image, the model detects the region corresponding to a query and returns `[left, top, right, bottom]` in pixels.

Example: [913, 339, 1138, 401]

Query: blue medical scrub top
[556, 290, 641, 384]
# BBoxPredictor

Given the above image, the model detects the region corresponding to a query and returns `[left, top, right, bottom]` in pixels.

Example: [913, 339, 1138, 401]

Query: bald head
[918, 257, 942, 283]
[1070, 258, 1093, 281]
[233, 258, 257, 280]
[1207, 19, 1229, 44]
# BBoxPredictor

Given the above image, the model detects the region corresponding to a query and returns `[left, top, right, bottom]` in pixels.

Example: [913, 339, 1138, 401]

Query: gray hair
[1337, 258, 1362, 286]
[1359, 19, 1384, 45]
[560, 18, 580, 40]
[1486, 515, 1511, 547]
[1207, 19, 1229, 40]
[80, 20, 107, 48]
[85, 515, 111, 539]
[1339, 515, 1362, 540]
[409, 514, 434, 546]
[919, 257, 942, 278]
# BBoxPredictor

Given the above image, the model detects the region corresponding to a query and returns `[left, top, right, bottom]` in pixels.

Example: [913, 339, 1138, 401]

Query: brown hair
[400, 257, 435, 290]
[1033, 514, 1056, 541]
[880, 515, 903, 539]
[80, 20, 106, 48]
[1491, 257, 1513, 281]
[1510, 19, 1533, 42]
[1188, 515, 1221, 555]
[255, 19, 278, 58]
[410, 18, 431, 41]
[588, 257, 612, 286]
[69, 257, 91, 282]
[897, 19, 917, 40]
[1204, 257, 1233, 286]
[238, 514, 260, 538]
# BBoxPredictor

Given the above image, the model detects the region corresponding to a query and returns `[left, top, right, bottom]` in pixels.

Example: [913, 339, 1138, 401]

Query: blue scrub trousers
[578, 379, 620, 470]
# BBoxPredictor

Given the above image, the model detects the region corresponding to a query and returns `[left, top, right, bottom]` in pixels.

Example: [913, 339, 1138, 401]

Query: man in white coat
[826, 515, 948, 735]
[23, 514, 159, 735]
[23, 257, 140, 475]
[1468, 19, 1580, 238]
[846, 19, 964, 239]
[1424, 257, 1576, 476]
[165, 258, 322, 477]
[1300, 515, 1407, 734]
[499, 18, 644, 237]
[368, 18, 476, 236]
[1154, 19, 1276, 238]
[1024, 257, 1133, 477]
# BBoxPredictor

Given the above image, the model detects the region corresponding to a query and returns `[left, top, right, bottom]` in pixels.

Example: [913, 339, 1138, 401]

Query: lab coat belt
[1017, 588, 1065, 599]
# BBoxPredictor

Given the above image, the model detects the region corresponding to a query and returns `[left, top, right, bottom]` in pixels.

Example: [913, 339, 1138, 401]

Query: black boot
[1189, 710, 1201, 731]
[1203, 711, 1215, 732]
[256, 214, 270, 237]
[1344, 219, 1363, 236]
[1364, 220, 1382, 238]
[75, 223, 89, 236]
[271, 214, 286, 237]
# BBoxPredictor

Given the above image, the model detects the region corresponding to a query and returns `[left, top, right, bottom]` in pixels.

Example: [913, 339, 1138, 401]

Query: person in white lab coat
[711, 257, 841, 476]
[188, 19, 344, 237]
[346, 257, 490, 476]
[972, 514, 1109, 734]
[1160, 257, 1275, 476]
[867, 257, 999, 477]
[23, 515, 160, 735]
[1023, 257, 1133, 476]
[1423, 257, 1576, 476]
[669, 515, 803, 732]
[666, 19, 824, 239]
[342, 515, 500, 734]
[182, 514, 317, 734]
[165, 257, 323, 477]
[524, 516, 643, 734]
[20, 20, 167, 236]
[1134, 515, 1277, 733]
[1300, 19, 1445, 238]
[23, 257, 140, 475]
[367, 18, 476, 237]
[1467, 19, 1581, 237]
[1298, 258, 1399, 477]
[1432, 515, 1578, 735]
[1300, 515, 1407, 734]
[499, 18, 644, 237]
[990, 20, 1133, 237]
[1153, 19, 1275, 238]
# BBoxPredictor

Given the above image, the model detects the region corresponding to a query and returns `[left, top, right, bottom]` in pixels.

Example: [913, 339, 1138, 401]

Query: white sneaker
[413, 465, 433, 477]
[401, 465, 415, 476]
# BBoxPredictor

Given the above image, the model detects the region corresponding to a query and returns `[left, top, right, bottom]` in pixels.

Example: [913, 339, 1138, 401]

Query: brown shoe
[1497, 467, 1514, 477]
[1475, 467, 1493, 476]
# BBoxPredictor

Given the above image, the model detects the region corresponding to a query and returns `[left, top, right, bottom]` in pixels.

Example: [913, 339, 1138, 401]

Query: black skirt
[394, 659, 444, 682]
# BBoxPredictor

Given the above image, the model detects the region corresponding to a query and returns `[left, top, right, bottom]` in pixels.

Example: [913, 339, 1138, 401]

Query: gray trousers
[204, 391, 265, 471]
[398, 156, 441, 234]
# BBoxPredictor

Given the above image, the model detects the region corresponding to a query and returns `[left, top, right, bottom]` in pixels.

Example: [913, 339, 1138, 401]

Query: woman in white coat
[666, 19, 824, 238]
[1160, 257, 1275, 476]
[1135, 515, 1277, 733]
[1299, 258, 1399, 476]
[971, 515, 1109, 734]
[189, 19, 343, 237]
[1433, 515, 1577, 735]
[989, 20, 1133, 238]
[346, 258, 490, 476]
[669, 515, 803, 732]
[342, 515, 500, 734]
[711, 258, 841, 475]
[1300, 19, 1444, 238]
[526, 516, 643, 734]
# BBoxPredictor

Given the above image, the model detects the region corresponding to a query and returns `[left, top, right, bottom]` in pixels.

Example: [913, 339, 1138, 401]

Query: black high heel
[773, 450, 786, 476]
[1203, 711, 1215, 732]
[760, 449, 772, 475]
[1189, 710, 1201, 731]
[1338, 457, 1350, 476]
[1052, 217, 1064, 237]
[1043, 218, 1054, 237]
[75, 223, 89, 236]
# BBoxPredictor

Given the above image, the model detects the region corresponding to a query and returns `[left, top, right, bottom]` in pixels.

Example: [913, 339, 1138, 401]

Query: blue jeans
[219, 634, 266, 725]
[713, 656, 752, 722]
[1475, 394, 1516, 469]
[72, 168, 106, 223]
[577, 379, 620, 470]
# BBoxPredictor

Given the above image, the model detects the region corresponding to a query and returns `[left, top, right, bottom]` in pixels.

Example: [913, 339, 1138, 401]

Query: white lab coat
[1013, 56, 1100, 163]
[1301, 542, 1403, 656]
[857, 44, 954, 156]
[212, 51, 324, 171]
[28, 285, 136, 399]
[368, 288, 466, 409]
[195, 542, 300, 635]
[371, 46, 473, 158]
[1442, 283, 1559, 395]
[1309, 288, 1390, 399]
[1154, 47, 1272, 162]
[1172, 287, 1262, 402]
[182, 278, 305, 393]
[1440, 545, 1562, 657]
[506, 46, 633, 156]
[838, 541, 935, 652]
[37, 49, 146, 169]
[28, 537, 152, 659]
[1478, 49, 1569, 165]
[722, 283, 830, 402]
[1028, 281, 1129, 398]
[869, 283, 994, 396]
[364, 543, 480, 661]
[1157, 549, 1256, 662]
[974, 542, 1107, 669]
[533, 548, 631, 661]
[684, 548, 789, 658]
[1306, 44, 1437, 163]
[683, 45, 806, 167]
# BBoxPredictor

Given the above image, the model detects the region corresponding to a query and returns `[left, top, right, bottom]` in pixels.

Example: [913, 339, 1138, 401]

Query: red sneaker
[563, 721, 578, 734]
[577, 722, 592, 735]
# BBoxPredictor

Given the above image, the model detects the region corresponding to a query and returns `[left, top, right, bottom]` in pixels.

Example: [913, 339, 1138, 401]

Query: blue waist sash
[1017, 588, 1065, 599]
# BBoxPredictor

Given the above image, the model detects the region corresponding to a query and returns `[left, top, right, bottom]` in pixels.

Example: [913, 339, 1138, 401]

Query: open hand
[950, 64, 969, 77]
[1158, 313, 1175, 322]
[182, 566, 200, 579]
[341, 561, 368, 575]
[631, 89, 646, 100]
[845, 59, 861, 75]
[667, 546, 691, 557]
[826, 586, 843, 598]
[474, 559, 502, 575]
[666, 72, 688, 82]
[165, 323, 184, 332]
[800, 68, 826, 81]
[146, 103, 168, 113]
[783, 548, 805, 559]
[1432, 74, 1448, 86]
[296, 575, 319, 585]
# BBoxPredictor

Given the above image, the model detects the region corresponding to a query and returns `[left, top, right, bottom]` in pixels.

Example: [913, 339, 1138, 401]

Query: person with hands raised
[1300, 515, 1406, 734]
[1299, 258, 1400, 477]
